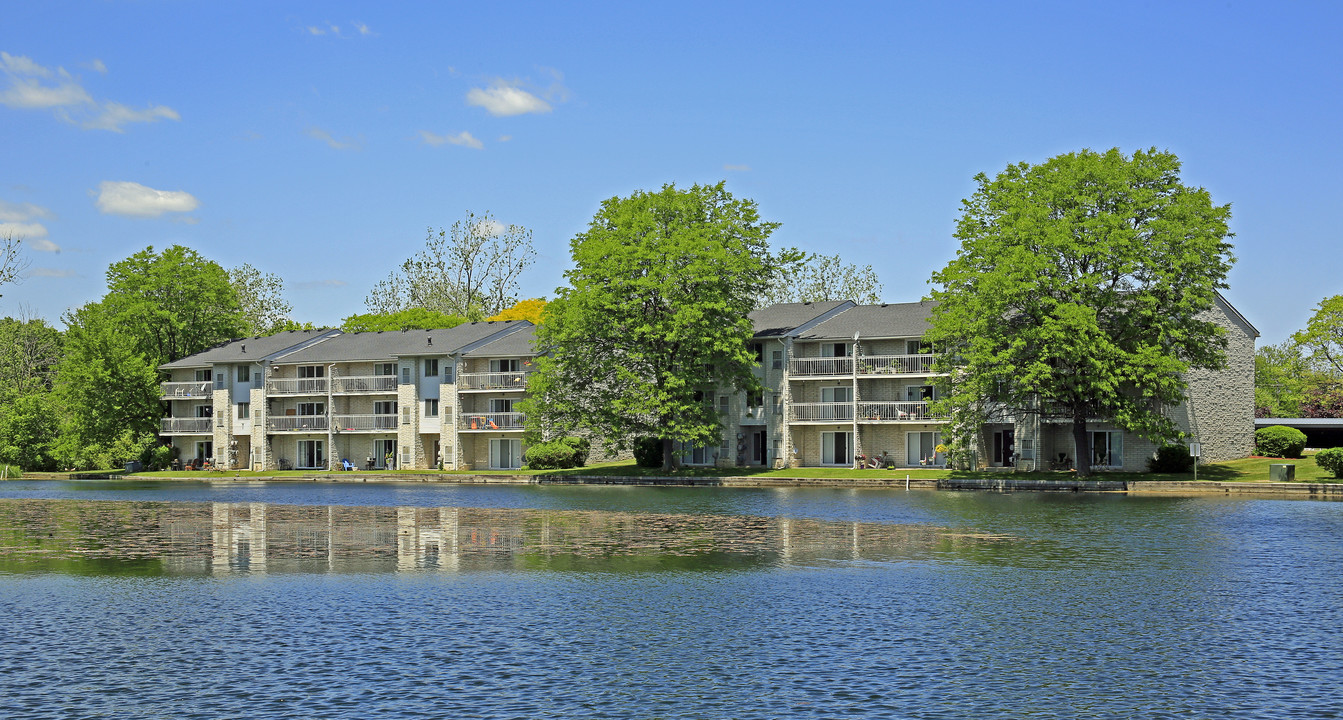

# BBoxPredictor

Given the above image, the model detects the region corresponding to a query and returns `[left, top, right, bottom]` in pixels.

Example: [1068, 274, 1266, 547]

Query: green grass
[102, 451, 1341, 483]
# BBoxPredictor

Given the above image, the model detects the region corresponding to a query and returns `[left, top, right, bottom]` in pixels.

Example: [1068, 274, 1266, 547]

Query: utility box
[1269, 464, 1296, 482]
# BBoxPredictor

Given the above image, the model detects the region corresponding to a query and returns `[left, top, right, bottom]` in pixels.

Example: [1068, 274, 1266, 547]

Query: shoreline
[34, 471, 1343, 498]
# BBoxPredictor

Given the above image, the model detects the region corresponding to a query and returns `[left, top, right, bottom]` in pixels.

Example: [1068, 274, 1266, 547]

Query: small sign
[1189, 442, 1202, 458]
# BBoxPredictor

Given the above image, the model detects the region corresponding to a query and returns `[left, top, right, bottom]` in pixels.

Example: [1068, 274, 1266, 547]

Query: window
[772, 350, 783, 370]
[424, 399, 439, 417]
[751, 342, 764, 363]
[237, 402, 250, 420]
[906, 385, 935, 401]
[773, 393, 782, 415]
[718, 395, 729, 415]
[490, 439, 522, 469]
[490, 358, 521, 373]
[424, 358, 439, 377]
[236, 365, 250, 383]
[401, 407, 412, 425]
[679, 441, 713, 466]
[298, 365, 324, 378]
[194, 369, 210, 382]
[401, 366, 411, 384]
[906, 340, 932, 355]
[374, 401, 397, 415]
[489, 398, 514, 413]
[821, 432, 852, 465]
[297, 440, 324, 469]
[215, 373, 225, 389]
[746, 391, 763, 415]
[1092, 431, 1123, 467]
[376, 363, 396, 376]
[906, 431, 943, 466]
[825, 343, 851, 358]
[298, 402, 324, 416]
[821, 386, 852, 403]
[195, 404, 212, 418]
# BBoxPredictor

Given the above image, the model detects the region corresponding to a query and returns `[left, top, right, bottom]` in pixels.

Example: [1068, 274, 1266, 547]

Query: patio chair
[342, 459, 356, 471]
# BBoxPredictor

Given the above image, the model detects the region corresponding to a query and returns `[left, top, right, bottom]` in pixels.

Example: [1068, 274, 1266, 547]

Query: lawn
[20, 452, 1340, 484]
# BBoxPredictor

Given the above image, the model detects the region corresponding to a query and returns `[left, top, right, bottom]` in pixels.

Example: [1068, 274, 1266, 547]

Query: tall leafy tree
[1255, 342, 1310, 417]
[341, 308, 467, 332]
[525, 182, 778, 470]
[1293, 294, 1343, 376]
[366, 211, 535, 321]
[104, 245, 245, 364]
[926, 148, 1234, 477]
[0, 314, 62, 470]
[228, 263, 295, 336]
[486, 298, 547, 324]
[758, 248, 883, 306]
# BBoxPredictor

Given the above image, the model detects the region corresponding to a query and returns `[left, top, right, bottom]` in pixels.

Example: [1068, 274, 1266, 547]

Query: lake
[1, 480, 1339, 719]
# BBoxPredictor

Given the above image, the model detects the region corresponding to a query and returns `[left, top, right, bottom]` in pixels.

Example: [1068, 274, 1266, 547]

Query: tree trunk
[661, 437, 677, 473]
[1072, 412, 1092, 478]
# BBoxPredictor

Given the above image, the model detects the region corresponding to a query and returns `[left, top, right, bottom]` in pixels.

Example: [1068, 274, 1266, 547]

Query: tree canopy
[229, 263, 295, 336]
[925, 148, 1234, 476]
[366, 211, 535, 321]
[758, 248, 882, 306]
[525, 182, 778, 470]
[486, 298, 547, 324]
[1293, 295, 1343, 376]
[341, 308, 467, 332]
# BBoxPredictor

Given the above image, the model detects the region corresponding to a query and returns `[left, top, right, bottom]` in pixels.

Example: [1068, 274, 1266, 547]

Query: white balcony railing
[331, 414, 398, 432]
[332, 376, 398, 394]
[787, 357, 853, 377]
[457, 372, 529, 391]
[160, 417, 213, 434]
[856, 401, 943, 422]
[266, 377, 329, 395]
[460, 412, 525, 430]
[160, 381, 213, 399]
[266, 415, 329, 432]
[788, 402, 854, 422]
[858, 354, 936, 376]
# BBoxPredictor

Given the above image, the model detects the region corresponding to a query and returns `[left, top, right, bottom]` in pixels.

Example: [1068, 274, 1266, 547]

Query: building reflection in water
[0, 499, 1008, 576]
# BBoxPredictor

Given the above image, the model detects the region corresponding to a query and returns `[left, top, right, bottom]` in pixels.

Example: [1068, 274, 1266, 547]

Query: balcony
[856, 401, 944, 422]
[460, 412, 525, 431]
[787, 357, 853, 377]
[857, 354, 936, 376]
[161, 417, 213, 434]
[457, 372, 529, 391]
[266, 415, 329, 432]
[331, 414, 398, 432]
[332, 375, 398, 394]
[266, 377, 328, 395]
[789, 402, 854, 422]
[160, 381, 212, 399]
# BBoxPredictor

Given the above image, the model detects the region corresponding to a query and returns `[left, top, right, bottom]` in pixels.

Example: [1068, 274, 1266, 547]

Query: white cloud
[307, 26, 327, 35]
[0, 221, 49, 239]
[80, 102, 179, 132]
[354, 22, 374, 36]
[0, 199, 53, 223]
[473, 219, 505, 237]
[419, 129, 483, 149]
[30, 267, 75, 278]
[86, 59, 108, 74]
[724, 164, 752, 172]
[95, 181, 199, 217]
[1, 51, 178, 131]
[466, 81, 551, 117]
[26, 237, 60, 252]
[498, 135, 512, 142]
[306, 126, 360, 150]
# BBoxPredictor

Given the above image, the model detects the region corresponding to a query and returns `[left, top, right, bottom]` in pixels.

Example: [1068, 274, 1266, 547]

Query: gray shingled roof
[461, 324, 536, 357]
[275, 321, 530, 364]
[160, 329, 338, 369]
[795, 302, 937, 340]
[750, 301, 852, 337]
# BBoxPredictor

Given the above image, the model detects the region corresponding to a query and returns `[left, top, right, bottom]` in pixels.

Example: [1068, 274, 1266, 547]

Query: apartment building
[159, 321, 538, 471]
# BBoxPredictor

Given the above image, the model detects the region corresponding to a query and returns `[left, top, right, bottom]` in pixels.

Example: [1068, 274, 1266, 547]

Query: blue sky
[2, 1, 1339, 345]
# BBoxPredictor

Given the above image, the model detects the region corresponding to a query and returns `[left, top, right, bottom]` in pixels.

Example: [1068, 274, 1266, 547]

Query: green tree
[926, 148, 1234, 477]
[0, 314, 62, 470]
[341, 308, 468, 332]
[229, 263, 295, 336]
[1255, 342, 1310, 417]
[104, 245, 245, 363]
[525, 182, 778, 471]
[54, 301, 161, 469]
[758, 248, 883, 306]
[1293, 295, 1343, 376]
[366, 211, 535, 321]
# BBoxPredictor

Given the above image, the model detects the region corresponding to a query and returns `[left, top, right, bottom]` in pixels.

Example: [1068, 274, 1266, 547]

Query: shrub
[143, 444, 176, 471]
[560, 436, 591, 466]
[0, 464, 21, 479]
[1315, 447, 1343, 479]
[1148, 444, 1195, 473]
[524, 436, 592, 470]
[1255, 425, 1308, 458]
[633, 437, 663, 468]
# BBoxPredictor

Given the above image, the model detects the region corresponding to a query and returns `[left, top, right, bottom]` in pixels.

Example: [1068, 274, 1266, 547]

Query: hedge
[1254, 425, 1307, 458]
[1315, 447, 1343, 479]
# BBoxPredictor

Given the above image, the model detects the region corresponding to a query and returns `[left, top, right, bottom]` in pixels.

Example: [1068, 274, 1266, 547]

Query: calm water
[1, 481, 1340, 719]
